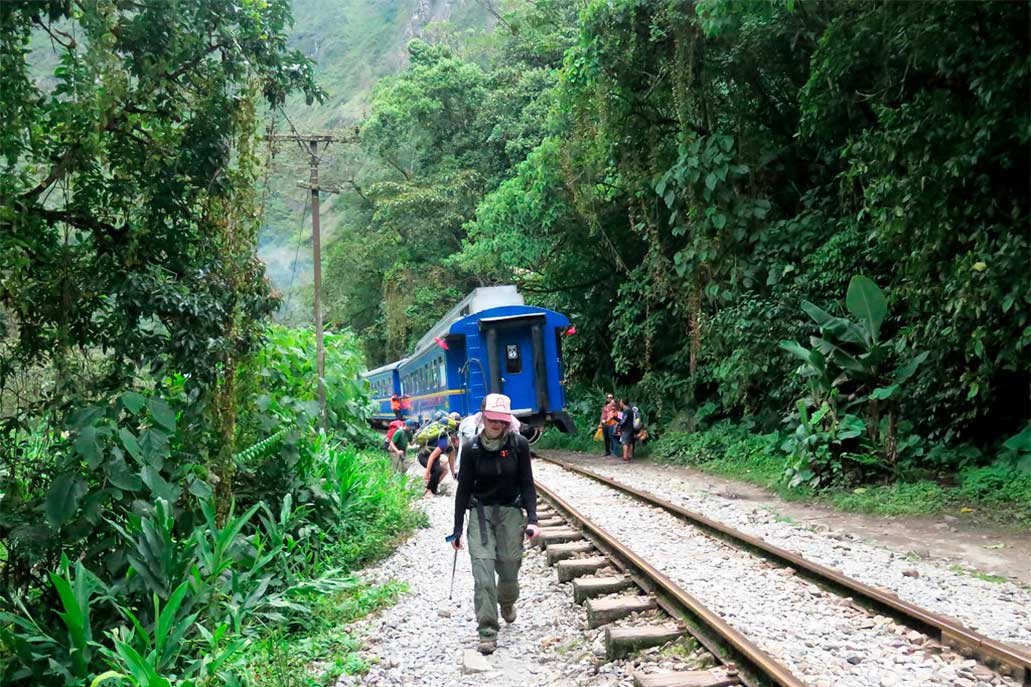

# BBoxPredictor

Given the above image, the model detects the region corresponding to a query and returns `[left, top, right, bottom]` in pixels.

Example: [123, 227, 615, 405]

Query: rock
[902, 569, 920, 578]
[461, 650, 492, 674]
[437, 608, 451, 618]
[846, 655, 863, 665]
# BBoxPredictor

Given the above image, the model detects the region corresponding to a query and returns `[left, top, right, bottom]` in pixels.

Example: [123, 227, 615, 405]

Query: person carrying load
[448, 393, 540, 655]
[388, 419, 417, 471]
[596, 392, 618, 457]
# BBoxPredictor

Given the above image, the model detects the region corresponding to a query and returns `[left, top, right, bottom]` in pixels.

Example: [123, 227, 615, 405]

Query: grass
[247, 580, 408, 686]
[656, 636, 701, 660]
[948, 565, 1008, 584]
[242, 445, 424, 686]
[650, 422, 1031, 529]
[827, 481, 949, 516]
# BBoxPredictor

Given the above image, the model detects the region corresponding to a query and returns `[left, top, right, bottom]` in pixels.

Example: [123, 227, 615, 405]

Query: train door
[491, 328, 536, 415]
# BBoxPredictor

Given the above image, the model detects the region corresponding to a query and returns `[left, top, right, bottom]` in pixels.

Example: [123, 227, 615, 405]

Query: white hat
[482, 393, 514, 422]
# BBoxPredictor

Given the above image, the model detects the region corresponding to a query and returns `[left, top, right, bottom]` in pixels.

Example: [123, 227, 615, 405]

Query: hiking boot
[500, 604, 516, 623]
[478, 637, 497, 655]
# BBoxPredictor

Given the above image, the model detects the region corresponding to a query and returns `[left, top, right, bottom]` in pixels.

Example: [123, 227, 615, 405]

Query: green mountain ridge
[258, 0, 494, 296]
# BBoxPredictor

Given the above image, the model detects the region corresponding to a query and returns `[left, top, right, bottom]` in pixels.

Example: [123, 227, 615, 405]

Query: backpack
[631, 406, 643, 431]
[414, 419, 457, 447]
[386, 420, 405, 442]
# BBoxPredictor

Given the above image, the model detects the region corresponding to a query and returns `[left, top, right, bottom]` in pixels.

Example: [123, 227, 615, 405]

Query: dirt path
[539, 450, 1031, 587]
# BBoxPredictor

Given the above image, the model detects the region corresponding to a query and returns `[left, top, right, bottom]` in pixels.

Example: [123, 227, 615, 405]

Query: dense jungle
[0, 0, 1028, 685]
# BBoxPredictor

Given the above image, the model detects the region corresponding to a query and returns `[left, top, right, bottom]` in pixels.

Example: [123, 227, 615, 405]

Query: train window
[505, 344, 521, 374]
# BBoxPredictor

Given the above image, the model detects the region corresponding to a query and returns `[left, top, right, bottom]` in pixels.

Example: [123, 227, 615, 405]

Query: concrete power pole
[264, 131, 355, 431]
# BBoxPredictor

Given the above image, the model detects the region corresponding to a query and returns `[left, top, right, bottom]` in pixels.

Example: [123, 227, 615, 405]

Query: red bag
[386, 420, 405, 442]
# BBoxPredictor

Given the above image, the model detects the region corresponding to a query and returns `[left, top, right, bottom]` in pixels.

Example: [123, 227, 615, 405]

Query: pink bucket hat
[482, 393, 514, 422]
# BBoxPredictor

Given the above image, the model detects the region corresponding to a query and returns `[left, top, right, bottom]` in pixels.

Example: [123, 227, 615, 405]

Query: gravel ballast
[533, 460, 1022, 687]
[545, 454, 1031, 651]
[333, 470, 715, 687]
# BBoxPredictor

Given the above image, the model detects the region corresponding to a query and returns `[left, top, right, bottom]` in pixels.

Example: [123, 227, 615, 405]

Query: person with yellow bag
[597, 393, 619, 457]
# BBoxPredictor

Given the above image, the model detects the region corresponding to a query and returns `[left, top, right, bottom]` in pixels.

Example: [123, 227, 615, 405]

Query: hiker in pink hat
[449, 393, 541, 655]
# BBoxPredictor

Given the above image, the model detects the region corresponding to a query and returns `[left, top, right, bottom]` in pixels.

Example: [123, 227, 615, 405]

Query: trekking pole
[445, 534, 459, 600]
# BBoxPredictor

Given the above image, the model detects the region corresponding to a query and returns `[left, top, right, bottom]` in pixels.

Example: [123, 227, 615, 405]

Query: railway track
[532, 455, 1031, 687]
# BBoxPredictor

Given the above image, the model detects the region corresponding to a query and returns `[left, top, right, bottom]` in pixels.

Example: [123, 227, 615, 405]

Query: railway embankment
[340, 465, 715, 687]
[541, 449, 1031, 589]
[333, 454, 1028, 687]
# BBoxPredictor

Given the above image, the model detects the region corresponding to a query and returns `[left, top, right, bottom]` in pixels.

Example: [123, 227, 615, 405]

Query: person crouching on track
[449, 393, 541, 655]
[421, 422, 458, 496]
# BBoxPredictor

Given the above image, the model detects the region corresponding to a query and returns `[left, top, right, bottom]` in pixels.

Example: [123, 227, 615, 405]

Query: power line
[283, 190, 310, 312]
[260, 122, 359, 431]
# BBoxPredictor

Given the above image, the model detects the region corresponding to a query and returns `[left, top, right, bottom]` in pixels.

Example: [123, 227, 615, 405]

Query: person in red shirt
[597, 393, 618, 457]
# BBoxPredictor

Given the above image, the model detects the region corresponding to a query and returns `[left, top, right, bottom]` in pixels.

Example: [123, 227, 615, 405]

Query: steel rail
[535, 479, 807, 687]
[539, 454, 1031, 686]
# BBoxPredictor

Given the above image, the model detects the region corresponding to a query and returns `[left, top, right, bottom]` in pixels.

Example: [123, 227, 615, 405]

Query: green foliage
[1, 325, 418, 686]
[0, 2, 426, 685]
[652, 423, 785, 487]
[246, 580, 407, 686]
[240, 326, 376, 442]
[1, 0, 320, 411]
[829, 482, 949, 517]
[393, 0, 1029, 471]
[779, 276, 928, 486]
[957, 465, 1031, 510]
[0, 439, 420, 686]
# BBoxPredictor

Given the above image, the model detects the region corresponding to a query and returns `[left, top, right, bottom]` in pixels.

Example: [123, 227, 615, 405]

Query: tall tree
[0, 0, 321, 497]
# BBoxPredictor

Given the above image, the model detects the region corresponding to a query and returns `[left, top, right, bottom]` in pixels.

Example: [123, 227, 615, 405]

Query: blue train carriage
[400, 286, 576, 440]
[450, 303, 575, 442]
[399, 286, 524, 424]
[362, 358, 405, 426]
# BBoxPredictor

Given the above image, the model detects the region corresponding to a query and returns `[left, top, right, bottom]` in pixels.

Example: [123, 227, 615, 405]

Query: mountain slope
[259, 0, 494, 294]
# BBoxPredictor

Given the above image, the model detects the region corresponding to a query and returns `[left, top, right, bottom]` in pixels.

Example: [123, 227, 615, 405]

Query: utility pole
[264, 131, 355, 431]
[308, 138, 327, 431]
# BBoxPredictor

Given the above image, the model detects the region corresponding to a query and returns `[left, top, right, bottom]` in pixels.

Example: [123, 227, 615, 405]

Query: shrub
[958, 465, 1031, 506]
[830, 481, 948, 516]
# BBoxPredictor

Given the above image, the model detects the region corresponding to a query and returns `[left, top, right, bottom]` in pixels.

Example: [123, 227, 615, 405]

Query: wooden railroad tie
[573, 575, 634, 603]
[606, 624, 686, 661]
[536, 526, 582, 549]
[546, 541, 596, 565]
[556, 555, 610, 582]
[586, 595, 657, 628]
[633, 670, 741, 687]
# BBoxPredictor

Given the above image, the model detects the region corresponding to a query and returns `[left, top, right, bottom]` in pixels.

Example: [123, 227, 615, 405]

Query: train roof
[411, 285, 524, 355]
[361, 358, 407, 378]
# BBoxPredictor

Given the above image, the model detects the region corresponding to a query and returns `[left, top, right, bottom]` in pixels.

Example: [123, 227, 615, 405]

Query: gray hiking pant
[467, 505, 525, 639]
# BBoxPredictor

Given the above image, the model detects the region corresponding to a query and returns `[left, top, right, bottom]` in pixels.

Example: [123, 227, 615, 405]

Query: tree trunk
[886, 410, 899, 474]
[211, 359, 237, 525]
[688, 288, 701, 376]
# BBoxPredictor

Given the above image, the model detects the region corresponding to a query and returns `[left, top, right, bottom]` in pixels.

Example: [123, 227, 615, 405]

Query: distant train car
[362, 286, 575, 440]
[364, 359, 406, 423]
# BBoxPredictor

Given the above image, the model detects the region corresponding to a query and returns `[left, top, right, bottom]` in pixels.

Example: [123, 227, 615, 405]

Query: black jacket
[452, 431, 538, 536]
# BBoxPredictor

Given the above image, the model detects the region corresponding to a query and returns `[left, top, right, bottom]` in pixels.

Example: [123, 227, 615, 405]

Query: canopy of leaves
[1, 0, 321, 416]
[326, 0, 1028, 454]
